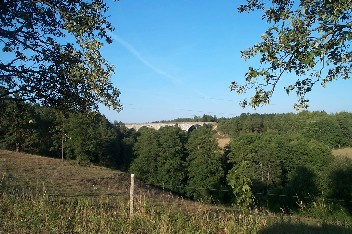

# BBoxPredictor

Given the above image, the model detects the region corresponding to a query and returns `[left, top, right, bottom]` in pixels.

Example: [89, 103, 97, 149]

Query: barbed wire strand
[1, 175, 352, 204]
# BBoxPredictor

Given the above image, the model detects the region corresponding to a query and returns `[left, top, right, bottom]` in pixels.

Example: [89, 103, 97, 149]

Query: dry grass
[332, 147, 352, 159]
[214, 128, 231, 149]
[217, 137, 231, 149]
[1, 149, 352, 233]
[0, 149, 129, 197]
[0, 150, 268, 233]
[0, 149, 220, 212]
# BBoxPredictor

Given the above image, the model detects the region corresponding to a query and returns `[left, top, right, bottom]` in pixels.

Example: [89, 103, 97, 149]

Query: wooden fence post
[130, 174, 135, 217]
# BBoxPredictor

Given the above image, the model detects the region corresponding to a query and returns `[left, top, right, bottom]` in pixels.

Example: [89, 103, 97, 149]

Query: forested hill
[1, 101, 352, 215]
[218, 111, 352, 149]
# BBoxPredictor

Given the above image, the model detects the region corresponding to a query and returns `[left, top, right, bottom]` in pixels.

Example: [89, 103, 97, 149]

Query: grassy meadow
[1, 149, 352, 233]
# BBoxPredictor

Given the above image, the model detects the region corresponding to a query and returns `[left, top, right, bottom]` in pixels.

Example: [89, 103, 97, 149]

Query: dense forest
[1, 100, 352, 215]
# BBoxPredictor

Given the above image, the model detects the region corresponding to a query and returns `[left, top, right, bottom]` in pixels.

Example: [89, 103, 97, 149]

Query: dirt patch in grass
[332, 147, 352, 159]
[218, 137, 231, 149]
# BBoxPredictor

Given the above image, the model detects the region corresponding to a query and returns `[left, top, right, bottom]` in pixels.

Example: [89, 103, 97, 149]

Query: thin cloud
[110, 33, 210, 99]
[110, 33, 180, 84]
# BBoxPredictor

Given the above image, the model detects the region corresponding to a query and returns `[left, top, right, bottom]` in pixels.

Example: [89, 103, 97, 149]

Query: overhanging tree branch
[0, 0, 122, 112]
[232, 0, 351, 110]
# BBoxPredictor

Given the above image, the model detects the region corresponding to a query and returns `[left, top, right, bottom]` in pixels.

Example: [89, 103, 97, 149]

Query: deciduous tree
[231, 0, 351, 110]
[130, 127, 159, 184]
[157, 126, 186, 193]
[0, 0, 121, 111]
[64, 112, 120, 166]
[186, 126, 224, 202]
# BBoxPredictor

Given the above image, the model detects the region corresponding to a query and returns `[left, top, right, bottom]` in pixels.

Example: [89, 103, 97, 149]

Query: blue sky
[100, 0, 351, 123]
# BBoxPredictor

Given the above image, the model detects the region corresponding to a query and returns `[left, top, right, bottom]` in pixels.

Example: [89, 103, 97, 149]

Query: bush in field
[227, 160, 254, 208]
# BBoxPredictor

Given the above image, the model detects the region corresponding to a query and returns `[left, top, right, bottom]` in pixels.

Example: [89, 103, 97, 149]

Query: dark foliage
[1, 103, 352, 214]
[1, 0, 121, 111]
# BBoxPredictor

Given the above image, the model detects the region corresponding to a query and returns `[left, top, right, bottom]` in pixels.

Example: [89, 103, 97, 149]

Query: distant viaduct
[124, 122, 217, 132]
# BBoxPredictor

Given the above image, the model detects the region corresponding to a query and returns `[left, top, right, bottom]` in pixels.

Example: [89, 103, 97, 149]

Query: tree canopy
[231, 0, 351, 110]
[1, 103, 352, 213]
[186, 126, 224, 202]
[0, 0, 121, 111]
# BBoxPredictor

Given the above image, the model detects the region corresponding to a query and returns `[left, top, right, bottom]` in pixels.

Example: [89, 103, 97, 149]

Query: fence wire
[1, 173, 352, 204]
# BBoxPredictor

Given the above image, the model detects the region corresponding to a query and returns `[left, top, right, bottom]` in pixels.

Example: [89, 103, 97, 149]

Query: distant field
[332, 147, 352, 158]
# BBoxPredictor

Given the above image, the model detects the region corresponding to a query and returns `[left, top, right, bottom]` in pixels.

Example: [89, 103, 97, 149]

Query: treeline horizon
[151, 114, 218, 123]
[1, 100, 352, 217]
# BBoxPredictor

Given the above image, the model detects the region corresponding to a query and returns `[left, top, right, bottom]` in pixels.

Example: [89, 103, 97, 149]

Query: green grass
[1, 149, 352, 233]
[0, 191, 266, 233]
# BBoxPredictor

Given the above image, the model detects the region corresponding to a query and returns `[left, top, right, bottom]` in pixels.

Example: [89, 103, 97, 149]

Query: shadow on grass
[260, 222, 352, 234]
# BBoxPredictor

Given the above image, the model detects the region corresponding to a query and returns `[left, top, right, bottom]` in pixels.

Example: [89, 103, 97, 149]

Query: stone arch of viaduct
[124, 122, 217, 132]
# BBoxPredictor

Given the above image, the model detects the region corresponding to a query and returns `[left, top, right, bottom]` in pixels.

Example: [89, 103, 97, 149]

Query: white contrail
[109, 32, 210, 99]
[109, 33, 182, 84]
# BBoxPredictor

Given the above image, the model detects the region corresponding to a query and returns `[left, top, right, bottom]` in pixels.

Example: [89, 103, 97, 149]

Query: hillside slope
[1, 150, 351, 233]
[1, 149, 129, 197]
[0, 149, 212, 209]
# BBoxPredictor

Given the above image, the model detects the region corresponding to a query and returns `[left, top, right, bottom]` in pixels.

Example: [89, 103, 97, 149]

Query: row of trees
[131, 113, 352, 213]
[130, 123, 351, 213]
[1, 101, 351, 213]
[0, 100, 129, 168]
[228, 133, 333, 209]
[0, 101, 226, 202]
[153, 114, 218, 123]
[130, 125, 225, 202]
[219, 112, 352, 213]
